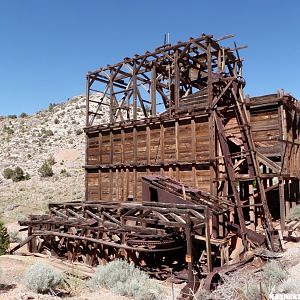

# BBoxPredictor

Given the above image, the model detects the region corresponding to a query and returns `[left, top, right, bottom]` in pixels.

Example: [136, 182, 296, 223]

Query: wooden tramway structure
[85, 33, 300, 246]
[14, 34, 300, 296]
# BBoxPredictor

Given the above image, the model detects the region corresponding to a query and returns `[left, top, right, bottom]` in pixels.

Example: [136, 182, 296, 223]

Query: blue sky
[0, 0, 299, 115]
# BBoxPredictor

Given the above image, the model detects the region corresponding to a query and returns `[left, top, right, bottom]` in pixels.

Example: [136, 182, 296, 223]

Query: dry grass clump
[210, 267, 259, 300]
[87, 259, 163, 300]
[263, 260, 288, 292]
[208, 260, 290, 300]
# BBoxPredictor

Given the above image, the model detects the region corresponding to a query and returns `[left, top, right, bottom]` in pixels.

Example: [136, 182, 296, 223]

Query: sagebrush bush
[87, 260, 162, 300]
[38, 161, 54, 177]
[2, 167, 30, 182]
[3, 167, 14, 179]
[23, 262, 63, 293]
[277, 278, 299, 293]
[0, 221, 9, 255]
[263, 261, 287, 287]
[19, 112, 28, 118]
[9, 230, 23, 243]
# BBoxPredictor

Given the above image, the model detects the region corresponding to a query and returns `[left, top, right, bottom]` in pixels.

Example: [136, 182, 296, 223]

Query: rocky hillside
[0, 94, 104, 223]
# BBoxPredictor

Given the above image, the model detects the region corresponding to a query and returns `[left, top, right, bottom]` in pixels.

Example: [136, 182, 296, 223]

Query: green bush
[23, 262, 63, 293]
[2, 167, 30, 182]
[3, 167, 14, 179]
[48, 103, 58, 112]
[0, 221, 9, 255]
[13, 166, 25, 182]
[19, 112, 28, 118]
[38, 161, 54, 177]
[87, 260, 162, 300]
[41, 128, 54, 137]
[3, 125, 14, 135]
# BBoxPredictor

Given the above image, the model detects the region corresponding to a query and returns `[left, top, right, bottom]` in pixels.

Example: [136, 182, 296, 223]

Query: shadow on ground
[0, 283, 17, 293]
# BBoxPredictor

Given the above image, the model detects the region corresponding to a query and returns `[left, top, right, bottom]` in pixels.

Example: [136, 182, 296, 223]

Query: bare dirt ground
[0, 254, 141, 300]
[0, 235, 181, 300]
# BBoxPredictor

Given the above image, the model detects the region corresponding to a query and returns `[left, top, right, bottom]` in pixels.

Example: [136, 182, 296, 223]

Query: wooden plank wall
[86, 96, 300, 203]
[86, 115, 210, 201]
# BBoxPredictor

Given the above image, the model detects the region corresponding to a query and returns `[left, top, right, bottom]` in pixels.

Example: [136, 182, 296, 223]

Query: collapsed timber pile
[13, 34, 300, 297]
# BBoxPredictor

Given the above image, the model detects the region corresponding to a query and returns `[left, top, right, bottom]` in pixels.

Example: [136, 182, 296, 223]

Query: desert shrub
[0, 221, 9, 255]
[60, 169, 70, 177]
[9, 230, 22, 243]
[3, 167, 14, 179]
[277, 278, 299, 293]
[3, 125, 14, 135]
[87, 260, 162, 300]
[38, 161, 54, 177]
[48, 103, 58, 112]
[54, 118, 59, 124]
[13, 166, 25, 182]
[46, 155, 56, 166]
[2, 167, 30, 182]
[41, 128, 54, 137]
[19, 112, 28, 118]
[64, 265, 85, 295]
[23, 262, 63, 293]
[7, 114, 17, 119]
[286, 205, 300, 222]
[263, 261, 287, 286]
[244, 281, 262, 300]
[75, 129, 82, 135]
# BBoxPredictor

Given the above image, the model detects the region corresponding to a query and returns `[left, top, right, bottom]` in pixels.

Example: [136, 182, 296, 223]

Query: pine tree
[0, 221, 9, 255]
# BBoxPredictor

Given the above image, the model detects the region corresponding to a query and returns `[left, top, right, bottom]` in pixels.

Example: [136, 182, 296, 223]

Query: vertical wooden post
[133, 125, 137, 201]
[133, 168, 137, 201]
[160, 122, 165, 176]
[205, 208, 212, 272]
[151, 64, 157, 116]
[110, 130, 113, 165]
[175, 120, 179, 163]
[85, 76, 91, 202]
[98, 170, 102, 201]
[174, 50, 180, 109]
[185, 212, 193, 285]
[285, 180, 291, 216]
[207, 39, 213, 108]
[191, 118, 197, 187]
[279, 179, 285, 231]
[121, 129, 125, 164]
[160, 122, 165, 163]
[109, 169, 113, 200]
[146, 125, 150, 167]
[249, 182, 255, 231]
[133, 61, 137, 120]
[126, 169, 129, 200]
[109, 70, 114, 124]
[116, 169, 119, 202]
[207, 39, 217, 199]
[175, 120, 179, 180]
[86, 75, 90, 127]
[28, 224, 37, 253]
